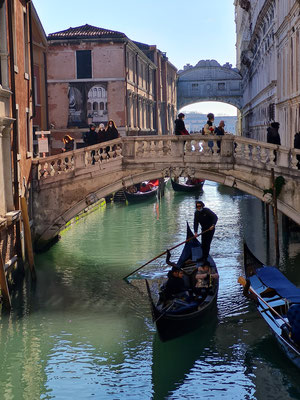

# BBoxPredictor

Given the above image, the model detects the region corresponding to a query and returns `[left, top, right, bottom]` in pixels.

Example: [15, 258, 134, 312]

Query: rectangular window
[218, 82, 226, 90]
[76, 50, 92, 79]
[191, 83, 198, 90]
[23, 9, 29, 76]
[26, 110, 31, 153]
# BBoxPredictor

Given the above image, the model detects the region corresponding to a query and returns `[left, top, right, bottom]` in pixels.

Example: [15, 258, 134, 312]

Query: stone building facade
[46, 24, 177, 153]
[235, 0, 300, 146]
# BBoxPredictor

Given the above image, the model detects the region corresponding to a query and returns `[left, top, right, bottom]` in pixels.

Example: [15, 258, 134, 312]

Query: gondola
[242, 243, 300, 369]
[124, 185, 158, 203]
[145, 223, 218, 342]
[171, 178, 204, 193]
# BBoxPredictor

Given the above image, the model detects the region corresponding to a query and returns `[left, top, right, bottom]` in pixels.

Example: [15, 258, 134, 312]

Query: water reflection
[0, 181, 299, 399]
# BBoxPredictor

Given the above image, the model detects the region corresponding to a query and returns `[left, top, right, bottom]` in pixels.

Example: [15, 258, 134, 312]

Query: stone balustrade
[31, 134, 300, 248]
[33, 139, 123, 180]
[32, 135, 300, 181]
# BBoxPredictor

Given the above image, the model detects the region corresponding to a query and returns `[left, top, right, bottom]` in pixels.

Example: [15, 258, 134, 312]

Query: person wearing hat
[194, 201, 218, 263]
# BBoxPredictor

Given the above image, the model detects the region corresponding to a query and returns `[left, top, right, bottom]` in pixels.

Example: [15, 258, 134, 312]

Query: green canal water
[0, 182, 300, 400]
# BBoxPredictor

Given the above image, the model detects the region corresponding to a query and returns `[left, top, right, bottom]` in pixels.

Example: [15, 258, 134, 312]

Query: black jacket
[174, 119, 188, 135]
[267, 127, 281, 145]
[164, 272, 186, 299]
[194, 207, 218, 233]
[85, 129, 98, 146]
[106, 127, 119, 140]
[294, 132, 300, 149]
[215, 127, 225, 136]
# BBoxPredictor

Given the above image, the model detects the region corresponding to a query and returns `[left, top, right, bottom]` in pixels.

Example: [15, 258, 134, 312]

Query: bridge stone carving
[32, 136, 300, 249]
[177, 60, 243, 110]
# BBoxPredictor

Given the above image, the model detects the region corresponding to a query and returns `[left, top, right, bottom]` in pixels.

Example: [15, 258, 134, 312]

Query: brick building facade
[46, 24, 177, 153]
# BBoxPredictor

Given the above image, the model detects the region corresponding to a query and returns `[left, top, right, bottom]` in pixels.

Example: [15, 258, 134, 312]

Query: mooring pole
[0, 253, 11, 310]
[20, 197, 36, 280]
[271, 168, 280, 263]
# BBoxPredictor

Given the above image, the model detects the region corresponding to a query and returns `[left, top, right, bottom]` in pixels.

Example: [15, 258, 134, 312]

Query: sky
[33, 0, 237, 116]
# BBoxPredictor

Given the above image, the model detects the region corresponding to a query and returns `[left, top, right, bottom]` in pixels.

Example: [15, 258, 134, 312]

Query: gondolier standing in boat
[193, 201, 218, 263]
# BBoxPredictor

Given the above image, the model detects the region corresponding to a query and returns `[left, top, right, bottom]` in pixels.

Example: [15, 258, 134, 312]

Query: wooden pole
[0, 253, 11, 309]
[271, 168, 280, 263]
[20, 197, 36, 280]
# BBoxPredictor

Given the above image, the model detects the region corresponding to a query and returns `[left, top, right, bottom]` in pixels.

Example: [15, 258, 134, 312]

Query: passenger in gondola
[158, 250, 190, 305]
[140, 182, 154, 192]
[194, 262, 218, 299]
[194, 201, 218, 264]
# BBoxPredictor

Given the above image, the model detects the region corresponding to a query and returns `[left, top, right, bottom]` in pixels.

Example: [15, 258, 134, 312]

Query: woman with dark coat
[174, 113, 189, 135]
[105, 120, 119, 140]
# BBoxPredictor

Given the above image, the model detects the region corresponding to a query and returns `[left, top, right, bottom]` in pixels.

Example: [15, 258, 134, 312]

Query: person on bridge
[267, 122, 281, 163]
[84, 124, 98, 147]
[106, 120, 119, 140]
[174, 113, 189, 135]
[215, 120, 225, 153]
[294, 132, 300, 169]
[62, 135, 74, 152]
[203, 113, 216, 152]
[193, 200, 218, 264]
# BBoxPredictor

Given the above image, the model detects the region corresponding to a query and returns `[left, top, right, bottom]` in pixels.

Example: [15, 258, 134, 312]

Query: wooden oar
[153, 301, 175, 324]
[123, 228, 211, 281]
[238, 276, 291, 329]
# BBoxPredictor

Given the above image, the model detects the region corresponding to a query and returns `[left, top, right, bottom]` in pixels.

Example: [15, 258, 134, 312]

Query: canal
[0, 182, 299, 400]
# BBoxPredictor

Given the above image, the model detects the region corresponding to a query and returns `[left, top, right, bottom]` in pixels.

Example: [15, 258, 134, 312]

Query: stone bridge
[177, 60, 243, 110]
[32, 135, 300, 249]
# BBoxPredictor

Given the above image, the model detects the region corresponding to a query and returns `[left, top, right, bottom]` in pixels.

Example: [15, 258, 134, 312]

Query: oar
[153, 301, 175, 324]
[123, 228, 211, 281]
[238, 276, 291, 329]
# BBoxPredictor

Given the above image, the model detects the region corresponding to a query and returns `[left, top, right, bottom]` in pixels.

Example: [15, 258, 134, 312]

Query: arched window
[93, 102, 98, 110]
[100, 102, 104, 110]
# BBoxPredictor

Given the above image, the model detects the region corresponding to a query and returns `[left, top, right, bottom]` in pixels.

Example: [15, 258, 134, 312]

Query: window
[26, 109, 31, 153]
[23, 9, 29, 76]
[76, 50, 92, 79]
[192, 83, 198, 90]
[0, 0, 8, 87]
[269, 103, 275, 121]
[218, 82, 226, 90]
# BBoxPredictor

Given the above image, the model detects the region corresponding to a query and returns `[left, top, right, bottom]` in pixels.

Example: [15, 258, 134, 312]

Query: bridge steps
[113, 190, 127, 203]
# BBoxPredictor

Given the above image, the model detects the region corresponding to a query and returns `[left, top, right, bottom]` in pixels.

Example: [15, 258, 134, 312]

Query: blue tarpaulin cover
[257, 266, 300, 303]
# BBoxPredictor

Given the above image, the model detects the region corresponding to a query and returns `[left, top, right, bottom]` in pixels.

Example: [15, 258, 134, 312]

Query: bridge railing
[32, 139, 123, 180]
[32, 135, 300, 181]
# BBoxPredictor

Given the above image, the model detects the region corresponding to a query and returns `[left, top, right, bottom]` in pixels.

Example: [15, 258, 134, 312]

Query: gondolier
[193, 201, 218, 263]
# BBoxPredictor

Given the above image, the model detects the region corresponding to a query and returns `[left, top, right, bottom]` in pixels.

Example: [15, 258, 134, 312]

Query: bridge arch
[32, 136, 300, 249]
[177, 60, 243, 110]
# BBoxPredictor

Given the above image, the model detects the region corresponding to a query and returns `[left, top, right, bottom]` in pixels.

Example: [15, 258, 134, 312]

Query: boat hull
[171, 179, 204, 193]
[244, 243, 300, 369]
[125, 187, 158, 203]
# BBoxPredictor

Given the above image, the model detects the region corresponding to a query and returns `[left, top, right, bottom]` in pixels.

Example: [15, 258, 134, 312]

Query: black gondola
[124, 185, 158, 203]
[171, 178, 204, 193]
[145, 223, 218, 341]
[242, 243, 300, 369]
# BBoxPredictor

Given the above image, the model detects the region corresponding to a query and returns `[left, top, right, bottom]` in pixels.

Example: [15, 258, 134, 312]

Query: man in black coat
[267, 122, 281, 163]
[194, 201, 218, 263]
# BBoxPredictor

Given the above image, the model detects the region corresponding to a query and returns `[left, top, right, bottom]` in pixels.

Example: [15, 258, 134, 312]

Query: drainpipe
[44, 52, 49, 129]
